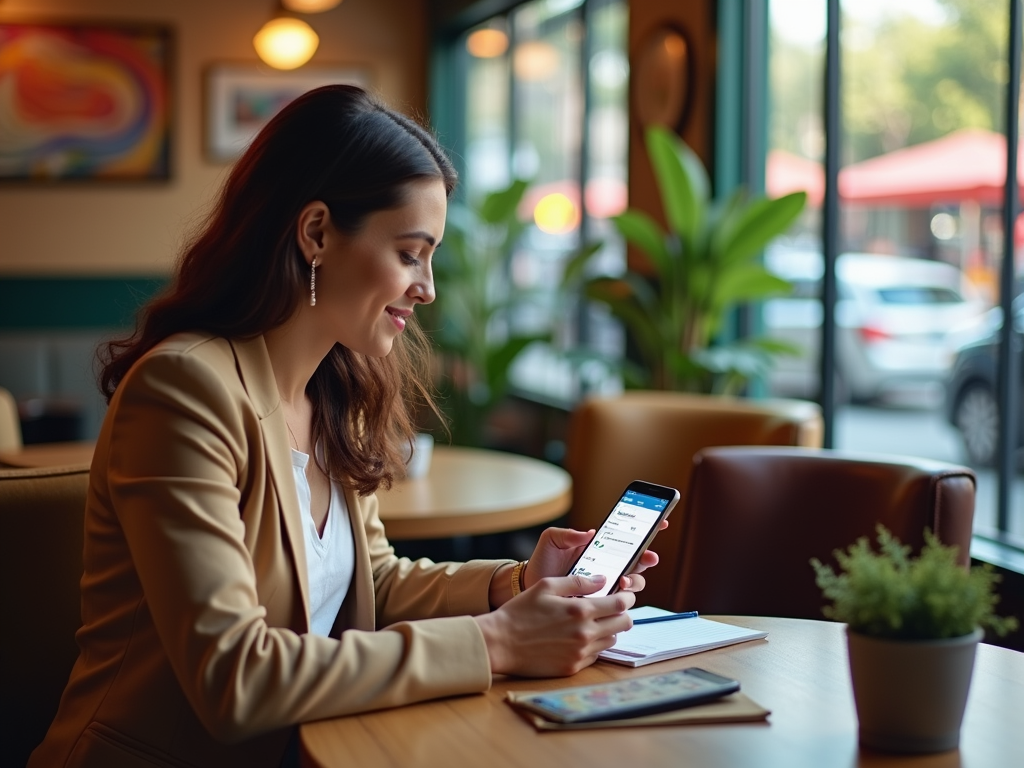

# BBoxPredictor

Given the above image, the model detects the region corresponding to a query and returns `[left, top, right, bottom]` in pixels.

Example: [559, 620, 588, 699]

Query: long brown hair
[99, 85, 456, 494]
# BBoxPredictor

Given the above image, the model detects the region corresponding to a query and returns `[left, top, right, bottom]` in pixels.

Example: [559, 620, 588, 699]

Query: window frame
[433, 0, 1023, 563]
[719, 0, 1022, 563]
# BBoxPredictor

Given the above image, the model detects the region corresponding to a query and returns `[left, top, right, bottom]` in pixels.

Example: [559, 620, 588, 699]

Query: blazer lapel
[343, 487, 377, 631]
[230, 335, 312, 633]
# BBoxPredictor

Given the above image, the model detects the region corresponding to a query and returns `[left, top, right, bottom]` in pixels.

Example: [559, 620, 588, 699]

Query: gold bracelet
[511, 560, 529, 597]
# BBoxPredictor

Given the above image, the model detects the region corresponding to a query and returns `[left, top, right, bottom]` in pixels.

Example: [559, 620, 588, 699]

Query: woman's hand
[522, 523, 668, 595]
[474, 574, 635, 677]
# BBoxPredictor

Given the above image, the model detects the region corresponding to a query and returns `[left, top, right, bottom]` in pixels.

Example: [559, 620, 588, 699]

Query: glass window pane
[581, 0, 629, 369]
[495, 0, 629, 402]
[464, 21, 511, 202]
[765, 0, 826, 401]
[767, 0, 1020, 545]
[1011, 38, 1023, 546]
[510, 0, 584, 318]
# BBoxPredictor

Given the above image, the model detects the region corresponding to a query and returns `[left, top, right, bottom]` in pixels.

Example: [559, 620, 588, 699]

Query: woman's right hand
[473, 574, 635, 677]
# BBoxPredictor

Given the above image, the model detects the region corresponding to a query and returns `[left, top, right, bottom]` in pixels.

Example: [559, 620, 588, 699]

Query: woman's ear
[296, 201, 330, 264]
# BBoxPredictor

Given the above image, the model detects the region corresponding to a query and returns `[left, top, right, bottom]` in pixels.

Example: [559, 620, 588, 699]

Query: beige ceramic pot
[846, 626, 983, 753]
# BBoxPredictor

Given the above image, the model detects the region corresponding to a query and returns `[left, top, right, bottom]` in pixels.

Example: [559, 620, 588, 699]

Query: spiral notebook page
[600, 610, 768, 667]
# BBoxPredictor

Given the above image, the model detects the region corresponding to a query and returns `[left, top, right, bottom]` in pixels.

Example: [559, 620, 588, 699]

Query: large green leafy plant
[424, 179, 548, 446]
[566, 126, 807, 393]
[811, 526, 1018, 640]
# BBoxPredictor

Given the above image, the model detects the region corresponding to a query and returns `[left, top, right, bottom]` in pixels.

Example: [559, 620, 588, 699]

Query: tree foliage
[771, 0, 1012, 164]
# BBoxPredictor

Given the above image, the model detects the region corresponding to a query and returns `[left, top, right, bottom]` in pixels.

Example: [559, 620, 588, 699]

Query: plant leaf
[645, 126, 708, 244]
[585, 274, 660, 316]
[744, 336, 804, 356]
[711, 264, 793, 307]
[810, 525, 1019, 640]
[693, 344, 770, 377]
[478, 179, 530, 224]
[584, 277, 664, 365]
[719, 191, 807, 266]
[485, 334, 548, 399]
[560, 240, 605, 288]
[708, 186, 750, 259]
[560, 347, 651, 389]
[611, 210, 670, 275]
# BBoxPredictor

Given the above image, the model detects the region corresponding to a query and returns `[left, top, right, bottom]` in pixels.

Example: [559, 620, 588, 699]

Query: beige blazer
[30, 333, 504, 768]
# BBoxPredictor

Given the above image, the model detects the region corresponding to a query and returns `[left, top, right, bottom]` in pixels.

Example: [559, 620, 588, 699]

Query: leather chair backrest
[672, 446, 976, 619]
[564, 391, 823, 608]
[0, 464, 89, 767]
[0, 385, 22, 451]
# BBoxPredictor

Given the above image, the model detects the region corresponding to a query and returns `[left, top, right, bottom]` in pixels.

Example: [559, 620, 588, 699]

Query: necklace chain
[285, 418, 300, 451]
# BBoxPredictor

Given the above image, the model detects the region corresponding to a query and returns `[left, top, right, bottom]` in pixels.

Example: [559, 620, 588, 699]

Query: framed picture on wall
[204, 63, 371, 163]
[0, 21, 172, 181]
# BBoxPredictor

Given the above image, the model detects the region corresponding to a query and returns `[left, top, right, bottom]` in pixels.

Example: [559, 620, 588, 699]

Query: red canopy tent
[839, 128, 1022, 207]
[766, 149, 824, 207]
[766, 129, 1022, 208]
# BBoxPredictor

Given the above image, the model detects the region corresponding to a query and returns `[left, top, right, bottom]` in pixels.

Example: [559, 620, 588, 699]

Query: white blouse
[290, 447, 355, 637]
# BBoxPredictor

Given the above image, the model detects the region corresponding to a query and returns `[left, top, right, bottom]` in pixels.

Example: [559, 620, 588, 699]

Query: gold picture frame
[204, 62, 371, 163]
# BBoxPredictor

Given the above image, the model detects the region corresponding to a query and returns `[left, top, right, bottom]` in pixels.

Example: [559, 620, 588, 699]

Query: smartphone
[516, 667, 740, 723]
[567, 480, 679, 598]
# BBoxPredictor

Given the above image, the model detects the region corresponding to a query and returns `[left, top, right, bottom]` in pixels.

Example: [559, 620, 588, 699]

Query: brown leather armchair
[671, 446, 976, 619]
[0, 385, 22, 451]
[1, 464, 89, 767]
[564, 391, 823, 608]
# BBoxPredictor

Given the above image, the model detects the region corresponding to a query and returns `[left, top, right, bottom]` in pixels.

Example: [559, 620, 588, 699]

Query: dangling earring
[309, 257, 317, 307]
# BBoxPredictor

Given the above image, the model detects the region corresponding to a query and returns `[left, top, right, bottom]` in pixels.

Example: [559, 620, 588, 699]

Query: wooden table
[300, 616, 1023, 768]
[0, 440, 95, 468]
[377, 446, 572, 539]
[0, 443, 572, 541]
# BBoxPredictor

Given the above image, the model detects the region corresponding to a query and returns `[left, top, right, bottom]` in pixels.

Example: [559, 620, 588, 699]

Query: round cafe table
[376, 445, 572, 539]
[300, 616, 1023, 768]
[0, 442, 573, 542]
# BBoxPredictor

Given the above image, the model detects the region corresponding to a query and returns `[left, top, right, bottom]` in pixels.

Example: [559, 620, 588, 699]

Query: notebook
[599, 607, 768, 667]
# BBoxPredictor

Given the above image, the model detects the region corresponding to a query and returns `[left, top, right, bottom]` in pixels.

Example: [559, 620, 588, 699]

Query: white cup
[404, 433, 434, 479]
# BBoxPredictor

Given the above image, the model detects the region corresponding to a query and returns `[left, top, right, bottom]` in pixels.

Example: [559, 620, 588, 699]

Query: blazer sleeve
[107, 348, 493, 743]
[355, 492, 514, 627]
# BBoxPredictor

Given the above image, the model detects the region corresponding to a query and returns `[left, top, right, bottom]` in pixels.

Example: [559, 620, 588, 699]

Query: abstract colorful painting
[205, 63, 369, 163]
[0, 22, 171, 181]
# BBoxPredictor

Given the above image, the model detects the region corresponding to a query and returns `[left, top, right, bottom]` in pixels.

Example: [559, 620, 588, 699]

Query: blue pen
[633, 611, 699, 625]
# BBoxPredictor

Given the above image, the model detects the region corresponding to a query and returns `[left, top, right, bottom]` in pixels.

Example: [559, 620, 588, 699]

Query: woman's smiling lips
[385, 306, 412, 331]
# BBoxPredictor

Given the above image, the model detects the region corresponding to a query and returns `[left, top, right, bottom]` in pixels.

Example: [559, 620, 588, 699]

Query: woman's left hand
[522, 522, 668, 594]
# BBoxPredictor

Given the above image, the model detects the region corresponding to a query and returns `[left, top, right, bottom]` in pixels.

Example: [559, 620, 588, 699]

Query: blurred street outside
[836, 401, 1023, 545]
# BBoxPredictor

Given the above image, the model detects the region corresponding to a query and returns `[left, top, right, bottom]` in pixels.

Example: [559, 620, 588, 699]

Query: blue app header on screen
[620, 489, 668, 511]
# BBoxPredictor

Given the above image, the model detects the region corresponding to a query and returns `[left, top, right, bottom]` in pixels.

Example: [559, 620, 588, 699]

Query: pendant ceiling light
[466, 28, 508, 58]
[513, 40, 559, 81]
[253, 13, 319, 70]
[282, 0, 342, 11]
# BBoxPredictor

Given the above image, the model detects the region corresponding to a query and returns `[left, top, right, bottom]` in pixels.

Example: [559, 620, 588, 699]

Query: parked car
[764, 250, 988, 403]
[944, 298, 1024, 466]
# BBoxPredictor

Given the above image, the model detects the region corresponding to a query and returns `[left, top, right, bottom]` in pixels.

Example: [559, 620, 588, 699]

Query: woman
[29, 86, 663, 768]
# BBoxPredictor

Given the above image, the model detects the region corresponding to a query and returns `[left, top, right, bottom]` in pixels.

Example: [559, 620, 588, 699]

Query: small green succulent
[811, 526, 1019, 640]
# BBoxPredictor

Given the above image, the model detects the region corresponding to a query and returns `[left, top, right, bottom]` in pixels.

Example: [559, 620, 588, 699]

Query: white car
[763, 250, 989, 403]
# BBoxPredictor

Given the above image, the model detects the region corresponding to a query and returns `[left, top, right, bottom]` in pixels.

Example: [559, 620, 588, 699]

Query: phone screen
[519, 667, 739, 723]
[567, 483, 677, 598]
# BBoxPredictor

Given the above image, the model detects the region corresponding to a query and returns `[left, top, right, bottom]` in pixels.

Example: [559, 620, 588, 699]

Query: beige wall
[0, 0, 428, 276]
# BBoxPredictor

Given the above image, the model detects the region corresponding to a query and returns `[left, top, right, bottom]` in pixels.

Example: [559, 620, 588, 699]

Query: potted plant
[811, 526, 1018, 754]
[564, 125, 807, 393]
[423, 179, 549, 446]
